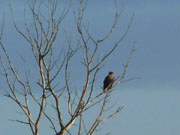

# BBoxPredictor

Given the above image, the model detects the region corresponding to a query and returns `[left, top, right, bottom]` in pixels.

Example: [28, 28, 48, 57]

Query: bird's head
[108, 71, 114, 75]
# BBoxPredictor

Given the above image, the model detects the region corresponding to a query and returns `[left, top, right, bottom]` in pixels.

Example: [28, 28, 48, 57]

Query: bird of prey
[103, 72, 116, 92]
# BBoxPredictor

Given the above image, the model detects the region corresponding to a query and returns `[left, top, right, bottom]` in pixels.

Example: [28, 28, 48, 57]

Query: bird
[103, 72, 116, 92]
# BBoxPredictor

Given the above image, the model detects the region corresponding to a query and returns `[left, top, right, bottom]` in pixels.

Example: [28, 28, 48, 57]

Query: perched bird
[103, 72, 116, 92]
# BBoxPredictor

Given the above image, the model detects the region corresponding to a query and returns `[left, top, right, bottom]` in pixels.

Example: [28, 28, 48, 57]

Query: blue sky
[0, 0, 180, 135]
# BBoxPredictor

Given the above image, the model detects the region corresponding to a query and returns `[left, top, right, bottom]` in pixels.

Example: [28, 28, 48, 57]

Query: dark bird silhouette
[103, 72, 116, 92]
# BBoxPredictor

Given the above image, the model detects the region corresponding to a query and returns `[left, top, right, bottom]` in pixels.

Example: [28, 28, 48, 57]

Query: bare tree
[0, 0, 135, 135]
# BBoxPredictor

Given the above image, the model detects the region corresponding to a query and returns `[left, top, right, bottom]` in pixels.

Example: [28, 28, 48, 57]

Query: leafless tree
[0, 0, 135, 135]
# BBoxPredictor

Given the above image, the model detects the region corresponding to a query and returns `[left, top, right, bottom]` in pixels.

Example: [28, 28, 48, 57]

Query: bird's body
[103, 72, 116, 92]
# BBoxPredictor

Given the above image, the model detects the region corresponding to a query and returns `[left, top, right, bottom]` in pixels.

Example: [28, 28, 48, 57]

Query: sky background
[0, 0, 180, 135]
